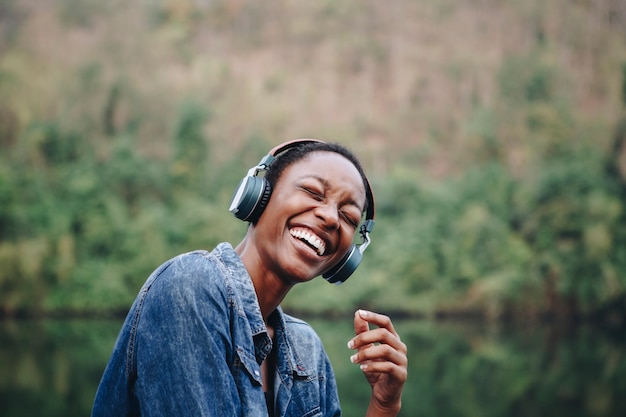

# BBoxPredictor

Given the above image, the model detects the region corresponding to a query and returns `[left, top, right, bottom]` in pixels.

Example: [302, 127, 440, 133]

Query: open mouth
[289, 227, 326, 256]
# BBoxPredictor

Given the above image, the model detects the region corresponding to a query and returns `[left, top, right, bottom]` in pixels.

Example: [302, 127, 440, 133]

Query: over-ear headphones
[229, 139, 375, 284]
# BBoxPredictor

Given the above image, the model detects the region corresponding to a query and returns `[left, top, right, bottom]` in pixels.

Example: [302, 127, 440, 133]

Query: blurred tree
[169, 100, 211, 192]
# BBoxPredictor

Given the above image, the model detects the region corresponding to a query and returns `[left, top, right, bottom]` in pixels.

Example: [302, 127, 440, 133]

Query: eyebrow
[298, 174, 365, 212]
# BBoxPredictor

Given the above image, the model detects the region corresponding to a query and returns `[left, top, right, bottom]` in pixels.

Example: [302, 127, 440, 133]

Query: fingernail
[347, 340, 354, 349]
[350, 354, 358, 363]
[358, 309, 368, 318]
[360, 364, 368, 371]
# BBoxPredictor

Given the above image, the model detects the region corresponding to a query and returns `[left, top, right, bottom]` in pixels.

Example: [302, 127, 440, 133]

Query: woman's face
[253, 151, 366, 283]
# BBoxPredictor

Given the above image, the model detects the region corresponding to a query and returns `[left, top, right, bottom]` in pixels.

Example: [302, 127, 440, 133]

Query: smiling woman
[229, 140, 376, 286]
[91, 139, 407, 417]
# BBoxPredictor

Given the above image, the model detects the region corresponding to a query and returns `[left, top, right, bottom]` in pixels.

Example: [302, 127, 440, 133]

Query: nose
[315, 203, 340, 230]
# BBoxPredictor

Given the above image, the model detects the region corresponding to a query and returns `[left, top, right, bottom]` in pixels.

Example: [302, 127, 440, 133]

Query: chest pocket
[286, 377, 325, 417]
[234, 346, 263, 386]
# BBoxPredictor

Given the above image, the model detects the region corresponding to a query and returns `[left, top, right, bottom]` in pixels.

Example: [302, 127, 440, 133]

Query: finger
[353, 309, 370, 336]
[355, 310, 398, 337]
[350, 342, 408, 368]
[360, 358, 408, 385]
[349, 310, 374, 351]
[351, 327, 407, 352]
[348, 311, 405, 353]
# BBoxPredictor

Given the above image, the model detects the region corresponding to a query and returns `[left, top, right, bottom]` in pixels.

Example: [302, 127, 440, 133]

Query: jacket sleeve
[131, 252, 244, 417]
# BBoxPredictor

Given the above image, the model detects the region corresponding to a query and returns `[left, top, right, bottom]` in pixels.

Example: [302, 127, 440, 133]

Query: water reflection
[0, 319, 120, 417]
[316, 319, 626, 417]
[0, 318, 624, 417]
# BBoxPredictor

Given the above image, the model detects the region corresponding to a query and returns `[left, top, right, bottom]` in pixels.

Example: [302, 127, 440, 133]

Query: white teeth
[290, 229, 326, 256]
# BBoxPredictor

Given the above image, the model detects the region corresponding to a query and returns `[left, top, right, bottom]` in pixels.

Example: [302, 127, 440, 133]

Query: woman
[92, 139, 407, 417]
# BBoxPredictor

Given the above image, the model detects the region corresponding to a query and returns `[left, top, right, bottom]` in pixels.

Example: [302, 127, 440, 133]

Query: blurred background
[1, 0, 626, 416]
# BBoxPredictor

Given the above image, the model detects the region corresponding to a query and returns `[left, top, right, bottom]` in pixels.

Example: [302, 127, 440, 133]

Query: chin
[280, 266, 320, 285]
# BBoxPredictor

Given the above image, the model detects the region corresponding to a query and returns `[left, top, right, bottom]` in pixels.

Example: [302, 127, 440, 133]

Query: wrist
[366, 397, 401, 417]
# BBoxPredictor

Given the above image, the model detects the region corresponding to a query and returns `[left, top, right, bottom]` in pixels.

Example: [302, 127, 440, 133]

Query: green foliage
[622, 62, 626, 107]
[170, 100, 211, 191]
[0, 114, 239, 314]
[0, 164, 17, 239]
[1, 0, 626, 319]
[515, 145, 626, 312]
[5, 103, 625, 317]
[498, 50, 562, 106]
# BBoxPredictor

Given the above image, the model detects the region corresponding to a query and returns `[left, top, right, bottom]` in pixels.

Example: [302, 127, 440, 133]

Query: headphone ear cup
[229, 176, 272, 222]
[250, 180, 272, 223]
[323, 244, 362, 285]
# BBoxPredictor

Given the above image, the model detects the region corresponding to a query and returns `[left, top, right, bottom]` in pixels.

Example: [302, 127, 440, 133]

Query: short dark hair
[264, 142, 372, 213]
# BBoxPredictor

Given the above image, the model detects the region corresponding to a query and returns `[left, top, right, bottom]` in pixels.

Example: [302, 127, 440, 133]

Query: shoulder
[151, 250, 224, 286]
[283, 314, 315, 330]
[131, 246, 245, 341]
[141, 245, 240, 310]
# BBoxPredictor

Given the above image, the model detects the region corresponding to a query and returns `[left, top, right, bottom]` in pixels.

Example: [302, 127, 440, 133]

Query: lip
[288, 224, 333, 257]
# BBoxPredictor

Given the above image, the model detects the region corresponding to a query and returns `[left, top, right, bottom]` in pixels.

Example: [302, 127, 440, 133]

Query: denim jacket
[91, 243, 341, 417]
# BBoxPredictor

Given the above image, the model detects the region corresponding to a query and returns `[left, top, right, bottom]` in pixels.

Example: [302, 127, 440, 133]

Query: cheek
[339, 228, 357, 251]
[257, 196, 294, 234]
[258, 195, 284, 222]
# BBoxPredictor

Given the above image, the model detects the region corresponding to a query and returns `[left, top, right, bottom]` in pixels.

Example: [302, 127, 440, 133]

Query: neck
[235, 238, 293, 321]
[254, 279, 290, 321]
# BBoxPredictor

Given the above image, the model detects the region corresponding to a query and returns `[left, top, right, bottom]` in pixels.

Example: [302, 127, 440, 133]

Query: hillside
[1, 0, 626, 318]
[1, 0, 624, 168]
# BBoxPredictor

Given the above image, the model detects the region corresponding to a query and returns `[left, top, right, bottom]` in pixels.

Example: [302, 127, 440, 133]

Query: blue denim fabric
[91, 243, 342, 417]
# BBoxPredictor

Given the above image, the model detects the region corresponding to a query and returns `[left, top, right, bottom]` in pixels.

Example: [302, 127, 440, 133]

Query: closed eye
[301, 186, 324, 201]
[341, 211, 361, 229]
[298, 182, 361, 228]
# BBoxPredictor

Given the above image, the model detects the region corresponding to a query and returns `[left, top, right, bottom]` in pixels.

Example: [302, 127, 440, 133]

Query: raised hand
[348, 310, 408, 417]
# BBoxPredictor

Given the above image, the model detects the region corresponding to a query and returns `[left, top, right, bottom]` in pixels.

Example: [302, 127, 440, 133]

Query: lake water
[0, 316, 624, 417]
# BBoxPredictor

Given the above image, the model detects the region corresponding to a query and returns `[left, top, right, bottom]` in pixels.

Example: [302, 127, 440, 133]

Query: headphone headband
[268, 138, 325, 157]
